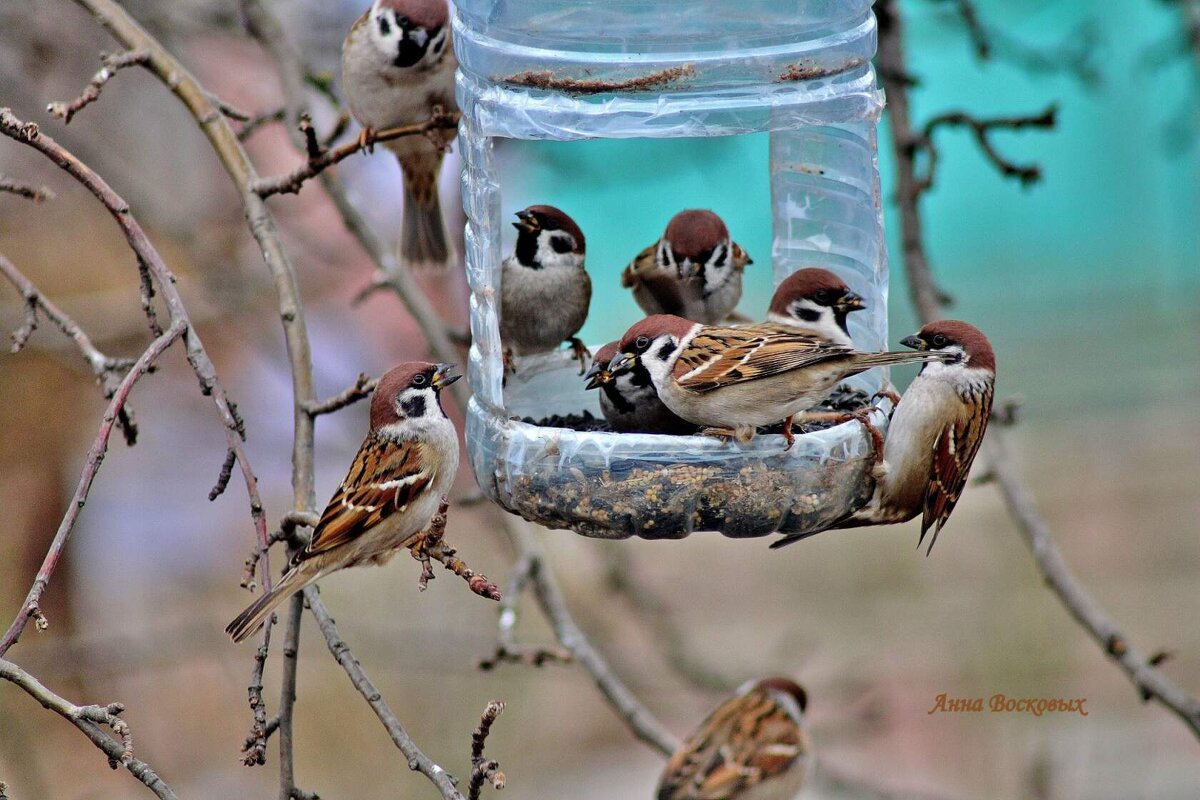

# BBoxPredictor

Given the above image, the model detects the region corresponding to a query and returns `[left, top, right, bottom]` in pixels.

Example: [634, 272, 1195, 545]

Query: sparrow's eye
[412, 373, 429, 387]
[931, 333, 948, 348]
[396, 15, 410, 27]
[635, 335, 650, 350]
[813, 289, 831, 304]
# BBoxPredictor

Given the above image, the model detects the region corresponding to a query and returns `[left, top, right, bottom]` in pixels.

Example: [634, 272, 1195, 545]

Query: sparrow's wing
[673, 324, 853, 394]
[657, 687, 806, 800]
[919, 382, 994, 553]
[620, 243, 659, 287]
[303, 432, 435, 557]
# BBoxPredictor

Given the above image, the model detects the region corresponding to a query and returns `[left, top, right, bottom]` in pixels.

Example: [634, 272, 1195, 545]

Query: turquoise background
[497, 0, 1199, 420]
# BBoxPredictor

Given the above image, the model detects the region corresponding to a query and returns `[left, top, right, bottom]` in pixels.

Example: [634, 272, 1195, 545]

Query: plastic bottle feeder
[457, 0, 891, 539]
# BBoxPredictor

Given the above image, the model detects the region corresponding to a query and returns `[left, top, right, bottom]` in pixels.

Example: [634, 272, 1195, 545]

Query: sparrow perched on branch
[658, 677, 811, 800]
[584, 341, 697, 434]
[226, 362, 462, 643]
[501, 205, 592, 373]
[610, 315, 951, 447]
[772, 321, 995, 553]
[343, 0, 458, 270]
[622, 209, 752, 325]
[767, 268, 865, 348]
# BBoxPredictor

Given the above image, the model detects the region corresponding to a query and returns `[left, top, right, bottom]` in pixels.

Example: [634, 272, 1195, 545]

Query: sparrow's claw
[357, 126, 377, 154]
[871, 387, 902, 409]
[781, 415, 796, 451]
[849, 408, 886, 471]
[567, 337, 591, 375]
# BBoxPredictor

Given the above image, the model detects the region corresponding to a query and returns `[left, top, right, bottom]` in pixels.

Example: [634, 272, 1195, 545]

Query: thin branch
[917, 106, 1058, 191]
[0, 107, 270, 655]
[250, 111, 460, 198]
[986, 433, 1200, 738]
[502, 518, 679, 757]
[241, 627, 274, 766]
[878, 0, 1200, 744]
[46, 49, 149, 123]
[0, 175, 55, 203]
[0, 658, 178, 799]
[276, 593, 305, 799]
[304, 372, 377, 416]
[467, 700, 506, 800]
[304, 587, 466, 800]
[410, 499, 502, 600]
[601, 546, 736, 695]
[478, 553, 573, 670]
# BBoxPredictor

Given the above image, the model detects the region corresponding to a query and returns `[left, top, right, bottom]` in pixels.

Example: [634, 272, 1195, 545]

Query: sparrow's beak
[512, 210, 538, 235]
[899, 335, 925, 350]
[432, 363, 461, 389]
[678, 259, 697, 280]
[836, 291, 865, 313]
[583, 361, 610, 390]
[608, 352, 638, 376]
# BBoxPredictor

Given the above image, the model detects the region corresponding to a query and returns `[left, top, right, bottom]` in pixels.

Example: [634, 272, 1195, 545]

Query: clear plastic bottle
[456, 0, 890, 539]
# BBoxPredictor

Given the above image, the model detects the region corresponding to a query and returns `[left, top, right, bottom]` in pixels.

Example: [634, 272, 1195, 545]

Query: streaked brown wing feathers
[674, 324, 851, 393]
[621, 243, 658, 287]
[922, 383, 994, 539]
[303, 433, 432, 557]
[658, 687, 803, 800]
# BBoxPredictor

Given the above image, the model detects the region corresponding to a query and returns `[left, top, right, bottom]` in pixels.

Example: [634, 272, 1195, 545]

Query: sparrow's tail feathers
[845, 349, 948, 373]
[398, 153, 454, 270]
[225, 567, 312, 644]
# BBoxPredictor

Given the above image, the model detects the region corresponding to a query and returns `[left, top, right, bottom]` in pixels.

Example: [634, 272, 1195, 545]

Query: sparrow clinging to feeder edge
[772, 320, 996, 553]
[227, 362, 466, 643]
[657, 677, 811, 800]
[622, 209, 753, 325]
[584, 341, 698, 434]
[343, 0, 458, 270]
[609, 315, 953, 450]
[501, 205, 593, 374]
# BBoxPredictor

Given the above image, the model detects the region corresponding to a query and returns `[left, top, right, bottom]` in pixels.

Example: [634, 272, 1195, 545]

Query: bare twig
[501, 518, 679, 757]
[304, 587, 466, 800]
[0, 253, 139, 445]
[410, 499, 502, 600]
[601, 546, 736, 695]
[478, 553, 573, 670]
[878, 0, 1200, 744]
[468, 700, 506, 800]
[917, 106, 1058, 191]
[304, 372, 377, 416]
[250, 111, 460, 198]
[0, 175, 55, 203]
[986, 433, 1200, 738]
[0, 107, 270, 655]
[46, 49, 149, 123]
[0, 658, 177, 799]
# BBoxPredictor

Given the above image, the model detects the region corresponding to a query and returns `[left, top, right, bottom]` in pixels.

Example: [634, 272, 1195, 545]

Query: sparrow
[584, 341, 697, 434]
[767, 267, 865, 348]
[658, 677, 811, 800]
[621, 209, 752, 325]
[342, 0, 458, 270]
[771, 321, 995, 553]
[500, 205, 592, 373]
[226, 362, 462, 643]
[609, 315, 952, 448]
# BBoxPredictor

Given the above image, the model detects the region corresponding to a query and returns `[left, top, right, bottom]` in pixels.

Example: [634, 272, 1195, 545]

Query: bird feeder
[456, 0, 891, 539]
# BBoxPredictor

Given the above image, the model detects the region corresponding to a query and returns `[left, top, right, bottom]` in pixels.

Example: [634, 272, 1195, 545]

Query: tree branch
[877, 0, 1200, 744]
[46, 49, 149, 124]
[0, 107, 270, 656]
[0, 658, 178, 799]
[0, 175, 55, 203]
[304, 587, 466, 800]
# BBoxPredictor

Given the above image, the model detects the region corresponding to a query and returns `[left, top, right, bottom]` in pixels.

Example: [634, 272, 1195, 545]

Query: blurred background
[1, 1, 1198, 798]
